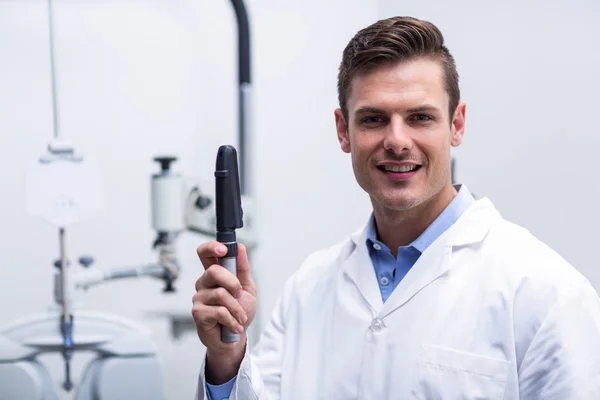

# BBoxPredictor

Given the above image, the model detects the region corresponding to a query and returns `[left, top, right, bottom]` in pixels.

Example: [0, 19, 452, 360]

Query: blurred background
[0, 0, 598, 398]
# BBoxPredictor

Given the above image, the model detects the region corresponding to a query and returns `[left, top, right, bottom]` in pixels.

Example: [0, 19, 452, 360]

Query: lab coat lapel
[344, 225, 383, 313]
[379, 240, 451, 317]
[380, 197, 501, 317]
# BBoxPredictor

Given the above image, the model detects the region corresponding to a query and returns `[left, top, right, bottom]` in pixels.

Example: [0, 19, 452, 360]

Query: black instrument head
[215, 145, 243, 240]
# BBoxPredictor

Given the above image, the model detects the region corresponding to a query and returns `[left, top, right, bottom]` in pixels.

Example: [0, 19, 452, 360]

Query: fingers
[196, 241, 254, 294]
[196, 241, 228, 270]
[195, 264, 243, 297]
[236, 243, 255, 292]
[192, 304, 245, 335]
[196, 286, 247, 326]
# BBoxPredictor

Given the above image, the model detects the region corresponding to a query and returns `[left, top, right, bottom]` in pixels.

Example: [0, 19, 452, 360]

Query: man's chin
[372, 193, 422, 212]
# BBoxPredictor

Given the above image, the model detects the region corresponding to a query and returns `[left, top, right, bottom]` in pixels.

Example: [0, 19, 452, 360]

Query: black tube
[230, 0, 251, 85]
[229, 0, 251, 195]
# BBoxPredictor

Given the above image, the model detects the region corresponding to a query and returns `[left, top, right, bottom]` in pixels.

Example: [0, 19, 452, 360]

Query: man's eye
[361, 116, 386, 125]
[411, 114, 433, 122]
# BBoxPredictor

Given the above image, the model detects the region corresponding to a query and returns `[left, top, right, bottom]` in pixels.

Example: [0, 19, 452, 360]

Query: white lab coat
[196, 197, 600, 399]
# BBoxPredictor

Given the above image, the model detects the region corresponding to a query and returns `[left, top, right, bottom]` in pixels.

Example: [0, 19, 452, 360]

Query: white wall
[0, 0, 377, 398]
[6, 1, 596, 398]
[379, 0, 600, 291]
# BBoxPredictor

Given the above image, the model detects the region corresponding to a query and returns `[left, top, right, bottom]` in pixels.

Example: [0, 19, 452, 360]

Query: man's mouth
[378, 164, 421, 173]
[376, 163, 422, 182]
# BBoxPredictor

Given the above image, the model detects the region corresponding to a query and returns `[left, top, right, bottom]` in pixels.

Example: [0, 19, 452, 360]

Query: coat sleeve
[194, 275, 294, 400]
[518, 282, 600, 399]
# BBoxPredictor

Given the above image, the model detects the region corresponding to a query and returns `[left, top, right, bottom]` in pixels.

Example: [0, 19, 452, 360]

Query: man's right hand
[192, 241, 257, 384]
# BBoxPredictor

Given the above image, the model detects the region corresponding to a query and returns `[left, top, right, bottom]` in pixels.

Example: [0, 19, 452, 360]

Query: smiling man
[335, 51, 465, 258]
[193, 16, 600, 399]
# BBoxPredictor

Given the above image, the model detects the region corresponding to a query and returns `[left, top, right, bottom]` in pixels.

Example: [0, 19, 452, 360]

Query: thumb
[236, 243, 254, 292]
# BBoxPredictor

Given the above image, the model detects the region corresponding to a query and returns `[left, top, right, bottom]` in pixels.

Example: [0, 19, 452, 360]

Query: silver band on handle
[219, 256, 240, 343]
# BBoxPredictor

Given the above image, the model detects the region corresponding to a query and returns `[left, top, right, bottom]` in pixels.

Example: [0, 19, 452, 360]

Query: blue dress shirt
[206, 185, 475, 399]
[366, 185, 475, 302]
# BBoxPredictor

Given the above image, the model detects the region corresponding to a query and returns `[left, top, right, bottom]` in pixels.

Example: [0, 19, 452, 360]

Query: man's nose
[383, 117, 413, 154]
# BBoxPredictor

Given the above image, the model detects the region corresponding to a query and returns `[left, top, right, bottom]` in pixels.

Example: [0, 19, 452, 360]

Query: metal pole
[47, 0, 61, 139]
[229, 0, 251, 196]
[59, 228, 70, 323]
[47, 1, 73, 390]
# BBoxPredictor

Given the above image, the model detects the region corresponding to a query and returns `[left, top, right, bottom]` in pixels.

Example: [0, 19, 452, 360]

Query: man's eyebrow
[353, 104, 441, 115]
[354, 106, 386, 115]
[406, 104, 441, 114]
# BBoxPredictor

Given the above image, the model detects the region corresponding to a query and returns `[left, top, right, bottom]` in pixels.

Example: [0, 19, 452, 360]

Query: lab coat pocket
[411, 344, 510, 400]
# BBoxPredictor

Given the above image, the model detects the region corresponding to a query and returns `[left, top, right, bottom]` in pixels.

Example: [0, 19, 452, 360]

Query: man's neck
[372, 184, 458, 257]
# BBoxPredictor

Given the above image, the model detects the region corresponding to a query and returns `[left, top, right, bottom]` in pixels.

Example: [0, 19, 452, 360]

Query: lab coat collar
[442, 196, 501, 247]
[365, 184, 476, 254]
[345, 195, 501, 315]
[349, 195, 500, 255]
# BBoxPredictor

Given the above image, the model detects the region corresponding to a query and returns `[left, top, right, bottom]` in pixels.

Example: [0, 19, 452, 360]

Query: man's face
[335, 58, 466, 212]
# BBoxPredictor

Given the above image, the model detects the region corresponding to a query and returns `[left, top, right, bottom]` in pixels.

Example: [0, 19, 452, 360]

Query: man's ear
[451, 102, 466, 147]
[335, 108, 351, 153]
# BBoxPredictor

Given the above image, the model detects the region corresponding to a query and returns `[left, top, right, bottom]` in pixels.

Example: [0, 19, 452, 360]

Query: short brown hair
[337, 16, 460, 122]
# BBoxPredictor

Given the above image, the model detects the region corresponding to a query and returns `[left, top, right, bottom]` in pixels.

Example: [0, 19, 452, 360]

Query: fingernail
[218, 244, 227, 253]
[241, 314, 247, 324]
[237, 324, 245, 334]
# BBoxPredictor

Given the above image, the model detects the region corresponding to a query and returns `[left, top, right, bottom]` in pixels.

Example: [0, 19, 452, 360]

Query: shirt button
[370, 318, 385, 332]
[380, 276, 389, 286]
[373, 243, 382, 250]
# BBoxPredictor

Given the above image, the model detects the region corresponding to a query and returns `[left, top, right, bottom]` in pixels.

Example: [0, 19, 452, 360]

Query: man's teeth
[383, 165, 418, 172]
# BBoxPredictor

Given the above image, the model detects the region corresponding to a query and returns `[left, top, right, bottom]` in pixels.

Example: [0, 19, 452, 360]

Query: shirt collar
[366, 184, 476, 254]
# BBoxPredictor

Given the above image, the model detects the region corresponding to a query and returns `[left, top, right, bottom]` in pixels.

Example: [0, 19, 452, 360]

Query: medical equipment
[0, 0, 255, 398]
[146, 0, 258, 342]
[215, 145, 245, 343]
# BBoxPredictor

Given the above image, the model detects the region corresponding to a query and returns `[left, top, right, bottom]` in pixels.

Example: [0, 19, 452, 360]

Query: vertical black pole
[229, 0, 251, 195]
